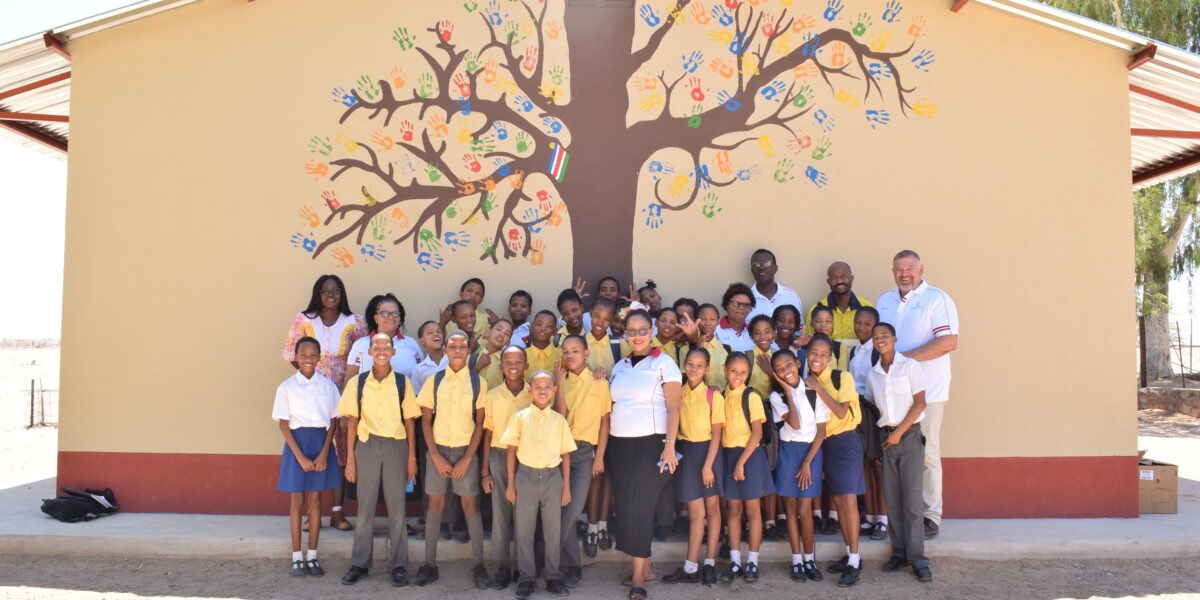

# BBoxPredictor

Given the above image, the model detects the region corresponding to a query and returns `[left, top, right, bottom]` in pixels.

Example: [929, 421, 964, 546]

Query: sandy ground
[0, 346, 58, 485]
[0, 554, 1198, 600]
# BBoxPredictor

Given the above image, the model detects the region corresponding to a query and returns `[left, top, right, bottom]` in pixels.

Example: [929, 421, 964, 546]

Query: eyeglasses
[377, 311, 402, 319]
[626, 327, 651, 337]
[728, 301, 752, 309]
[751, 261, 774, 269]
[319, 287, 342, 298]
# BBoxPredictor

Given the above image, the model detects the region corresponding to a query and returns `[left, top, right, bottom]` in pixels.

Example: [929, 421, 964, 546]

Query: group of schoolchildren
[272, 250, 932, 598]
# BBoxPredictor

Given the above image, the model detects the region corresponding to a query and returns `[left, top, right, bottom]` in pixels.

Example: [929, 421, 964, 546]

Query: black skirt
[606, 434, 673, 559]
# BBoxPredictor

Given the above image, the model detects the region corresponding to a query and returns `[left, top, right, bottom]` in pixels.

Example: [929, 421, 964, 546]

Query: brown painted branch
[328, 141, 406, 195]
[631, 0, 692, 70]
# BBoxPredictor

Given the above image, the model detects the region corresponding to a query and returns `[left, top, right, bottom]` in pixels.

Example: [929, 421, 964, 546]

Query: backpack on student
[40, 487, 119, 523]
[739, 387, 774, 446]
[349, 370, 408, 502]
[430, 366, 482, 427]
[804, 369, 850, 417]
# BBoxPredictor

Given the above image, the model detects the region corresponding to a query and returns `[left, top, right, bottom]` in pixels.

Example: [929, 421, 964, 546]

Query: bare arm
[903, 334, 957, 362]
[883, 390, 927, 449]
[279, 420, 312, 471]
[592, 414, 610, 476]
[344, 416, 359, 482]
[660, 380, 682, 472]
[806, 376, 847, 419]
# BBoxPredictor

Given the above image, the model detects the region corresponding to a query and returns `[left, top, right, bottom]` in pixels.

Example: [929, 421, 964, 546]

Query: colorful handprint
[290, 232, 317, 253]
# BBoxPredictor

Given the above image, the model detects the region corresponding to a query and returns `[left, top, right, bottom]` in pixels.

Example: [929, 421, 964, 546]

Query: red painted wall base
[57, 452, 1139, 518]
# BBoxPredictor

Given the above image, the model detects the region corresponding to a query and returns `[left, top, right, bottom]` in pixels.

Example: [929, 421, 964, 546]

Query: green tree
[1040, 0, 1200, 379]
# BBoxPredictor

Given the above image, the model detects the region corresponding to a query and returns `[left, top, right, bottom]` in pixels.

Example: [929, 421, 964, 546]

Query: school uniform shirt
[585, 332, 617, 374]
[701, 337, 729, 390]
[347, 333, 423, 379]
[273, 371, 341, 428]
[714, 317, 755, 352]
[476, 348, 505, 390]
[810, 368, 861, 437]
[833, 339, 855, 371]
[804, 292, 874, 339]
[415, 365, 489, 447]
[876, 280, 959, 404]
[498, 404, 578, 468]
[652, 337, 683, 368]
[445, 308, 492, 339]
[868, 352, 927, 427]
[721, 385, 766, 448]
[410, 353, 448, 395]
[336, 371, 421, 442]
[524, 343, 562, 379]
[747, 346, 774, 401]
[510, 321, 532, 348]
[748, 282, 804, 322]
[768, 386, 831, 443]
[678, 382, 725, 443]
[563, 367, 614, 445]
[482, 383, 532, 447]
[847, 342, 878, 401]
[608, 348, 684, 437]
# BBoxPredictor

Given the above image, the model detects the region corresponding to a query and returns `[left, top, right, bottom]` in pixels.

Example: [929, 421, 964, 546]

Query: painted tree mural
[293, 0, 937, 284]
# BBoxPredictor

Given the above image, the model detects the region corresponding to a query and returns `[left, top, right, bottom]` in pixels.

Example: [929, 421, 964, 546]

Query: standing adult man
[875, 250, 958, 539]
[747, 249, 804, 323]
[805, 262, 874, 340]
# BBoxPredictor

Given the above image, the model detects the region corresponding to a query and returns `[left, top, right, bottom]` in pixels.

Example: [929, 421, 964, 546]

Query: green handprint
[370, 215, 389, 241]
[392, 27, 415, 51]
[356, 76, 380, 101]
[852, 12, 872, 36]
[701, 193, 721, 218]
[425, 162, 443, 182]
[482, 236, 496, 258]
[811, 137, 833, 160]
[481, 192, 496, 214]
[464, 51, 480, 73]
[464, 0, 478, 12]
[418, 228, 441, 252]
[418, 73, 435, 98]
[791, 84, 814, 109]
[471, 136, 496, 153]
[549, 66, 566, 86]
[773, 159, 795, 183]
[445, 200, 458, 219]
[308, 135, 333, 156]
[515, 132, 530, 153]
[505, 21, 524, 45]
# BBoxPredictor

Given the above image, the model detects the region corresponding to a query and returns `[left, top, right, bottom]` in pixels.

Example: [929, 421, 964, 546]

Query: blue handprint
[716, 90, 741, 112]
[712, 5, 734, 26]
[682, 51, 704, 73]
[823, 0, 845, 22]
[642, 203, 664, 229]
[694, 164, 711, 189]
[360, 244, 387, 261]
[814, 109, 836, 132]
[805, 166, 829, 187]
[331, 87, 357, 107]
[485, 0, 507, 25]
[416, 251, 445, 272]
[736, 165, 761, 181]
[493, 121, 509, 141]
[865, 109, 892, 129]
[800, 33, 822, 57]
[639, 4, 661, 26]
[444, 230, 472, 252]
[513, 94, 534, 112]
[290, 232, 317, 253]
[522, 208, 545, 233]
[868, 62, 893, 79]
[542, 117, 563, 134]
[496, 163, 512, 177]
[911, 49, 936, 72]
[648, 160, 675, 180]
[760, 80, 786, 102]
[882, 0, 904, 23]
[455, 97, 472, 115]
[728, 32, 747, 54]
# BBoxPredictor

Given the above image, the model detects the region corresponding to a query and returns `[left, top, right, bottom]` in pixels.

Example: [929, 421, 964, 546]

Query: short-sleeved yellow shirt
[678, 382, 725, 443]
[481, 383, 531, 448]
[563, 368, 613, 444]
[812, 368, 861, 437]
[585, 332, 616, 375]
[721, 385, 766, 449]
[415, 365, 487, 447]
[337, 371, 421, 442]
[499, 404, 578, 468]
[524, 343, 562, 380]
[748, 346, 774, 401]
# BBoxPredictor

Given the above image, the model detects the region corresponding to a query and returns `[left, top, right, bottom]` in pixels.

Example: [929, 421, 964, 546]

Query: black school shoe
[584, 532, 598, 557]
[700, 564, 717, 586]
[597, 529, 613, 551]
[491, 565, 512, 590]
[742, 562, 759, 582]
[290, 560, 307, 577]
[414, 564, 439, 586]
[924, 518, 939, 539]
[881, 557, 910, 572]
[803, 560, 823, 581]
[837, 565, 861, 587]
[820, 517, 840, 535]
[391, 567, 409, 587]
[914, 565, 933, 582]
[563, 566, 582, 588]
[789, 563, 806, 581]
[871, 523, 889, 540]
[306, 559, 324, 577]
[341, 566, 368, 585]
[473, 564, 492, 589]
[719, 563, 741, 583]
[547, 579, 571, 597]
[827, 555, 849, 573]
[662, 567, 698, 584]
[515, 580, 535, 599]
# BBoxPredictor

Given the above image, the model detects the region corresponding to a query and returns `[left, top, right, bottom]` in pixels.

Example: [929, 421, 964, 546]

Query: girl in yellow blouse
[473, 319, 514, 390]
[718, 352, 775, 584]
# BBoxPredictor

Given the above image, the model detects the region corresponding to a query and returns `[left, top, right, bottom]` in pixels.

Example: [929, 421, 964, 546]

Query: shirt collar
[568, 367, 594, 382]
[813, 368, 833, 382]
[824, 291, 863, 312]
[872, 352, 909, 374]
[421, 353, 448, 366]
[293, 371, 318, 385]
[625, 347, 662, 361]
[445, 365, 470, 378]
[531, 403, 554, 415]
[719, 316, 744, 330]
[900, 280, 929, 302]
[588, 331, 609, 344]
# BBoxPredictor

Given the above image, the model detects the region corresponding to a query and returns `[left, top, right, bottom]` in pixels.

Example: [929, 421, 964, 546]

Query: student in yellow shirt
[677, 303, 728, 390]
[473, 319, 514, 390]
[718, 352, 775, 584]
[652, 307, 683, 368]
[553, 334, 613, 588]
[337, 334, 420, 587]
[808, 306, 850, 370]
[661, 347, 725, 586]
[479, 345, 532, 591]
[584, 298, 618, 375]
[441, 277, 495, 339]
[500, 370, 576, 599]
[747, 315, 785, 543]
[557, 289, 587, 340]
[525, 310, 562, 379]
[414, 330, 489, 589]
[438, 300, 482, 354]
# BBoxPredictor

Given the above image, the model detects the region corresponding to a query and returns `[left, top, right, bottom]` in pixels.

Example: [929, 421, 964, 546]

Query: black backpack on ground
[41, 487, 119, 522]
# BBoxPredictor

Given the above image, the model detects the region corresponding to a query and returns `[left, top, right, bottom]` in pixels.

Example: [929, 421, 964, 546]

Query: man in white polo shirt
[875, 250, 958, 540]
[747, 248, 804, 323]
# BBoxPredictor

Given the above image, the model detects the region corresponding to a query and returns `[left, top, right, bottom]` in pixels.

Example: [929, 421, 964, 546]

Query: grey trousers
[351, 435, 409, 569]
[882, 427, 928, 568]
[515, 463, 563, 583]
[559, 443, 594, 569]
[489, 448, 515, 566]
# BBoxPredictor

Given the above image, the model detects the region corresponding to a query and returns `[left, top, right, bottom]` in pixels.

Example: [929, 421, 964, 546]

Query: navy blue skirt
[821, 431, 865, 496]
[721, 446, 775, 501]
[774, 441, 823, 498]
[277, 427, 342, 493]
[676, 439, 724, 502]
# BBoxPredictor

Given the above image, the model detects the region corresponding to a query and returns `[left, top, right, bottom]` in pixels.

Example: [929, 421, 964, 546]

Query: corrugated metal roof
[0, 0, 1197, 185]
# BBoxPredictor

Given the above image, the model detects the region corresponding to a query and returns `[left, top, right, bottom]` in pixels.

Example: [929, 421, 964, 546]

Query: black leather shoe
[414, 564, 439, 586]
[915, 565, 933, 582]
[837, 565, 861, 587]
[662, 567, 698, 584]
[576, 521, 588, 539]
[923, 518, 939, 539]
[821, 517, 840, 535]
[492, 566, 512, 590]
[827, 555, 849, 573]
[473, 563, 491, 589]
[341, 566, 368, 585]
[654, 525, 670, 542]
[306, 559, 324, 577]
[583, 532, 598, 557]
[718, 539, 730, 559]
[515, 580, 535, 599]
[742, 562, 759, 582]
[453, 526, 470, 544]
[597, 529, 613, 551]
[719, 564, 741, 583]
[789, 563, 805, 581]
[700, 564, 717, 586]
[563, 565, 582, 588]
[547, 579, 571, 597]
[290, 560, 307, 577]
[871, 523, 889, 540]
[391, 567, 409, 587]
[882, 557, 909, 572]
[803, 560, 823, 581]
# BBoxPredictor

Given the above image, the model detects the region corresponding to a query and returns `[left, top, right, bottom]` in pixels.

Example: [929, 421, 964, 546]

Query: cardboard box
[1138, 456, 1178, 514]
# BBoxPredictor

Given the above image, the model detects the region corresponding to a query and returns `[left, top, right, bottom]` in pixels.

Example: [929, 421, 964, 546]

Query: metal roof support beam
[0, 121, 66, 153]
[43, 32, 70, 61]
[0, 111, 69, 123]
[1128, 44, 1157, 70]
[1130, 84, 1200, 115]
[951, 0, 970, 12]
[0, 71, 71, 102]
[1131, 128, 1200, 140]
[1134, 150, 1200, 186]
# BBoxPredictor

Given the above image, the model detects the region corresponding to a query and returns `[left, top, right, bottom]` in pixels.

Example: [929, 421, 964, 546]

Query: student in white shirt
[411, 321, 449, 395]
[345, 294, 423, 381]
[747, 249, 804, 323]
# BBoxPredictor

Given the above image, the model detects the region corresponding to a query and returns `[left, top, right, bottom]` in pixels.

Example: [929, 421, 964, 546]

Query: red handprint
[463, 153, 482, 172]
[439, 20, 454, 41]
[787, 136, 813, 153]
[536, 190, 553, 210]
[725, 0, 739, 8]
[522, 46, 539, 72]
[687, 77, 705, 101]
[321, 190, 340, 211]
[761, 13, 776, 36]
[453, 72, 472, 97]
[507, 228, 522, 252]
[399, 120, 414, 142]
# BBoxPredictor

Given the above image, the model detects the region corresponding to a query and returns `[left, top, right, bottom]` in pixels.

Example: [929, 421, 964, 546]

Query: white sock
[598, 520, 608, 531]
[776, 513, 786, 521]
[845, 545, 851, 555]
[766, 519, 776, 527]
[861, 520, 874, 530]
[703, 558, 716, 566]
[879, 515, 889, 526]
[812, 510, 821, 518]
[829, 510, 838, 520]
[331, 505, 343, 512]
[791, 553, 803, 566]
[866, 514, 878, 523]
[730, 550, 741, 566]
[803, 553, 815, 562]
[588, 523, 598, 534]
[848, 553, 861, 568]
[748, 551, 759, 565]
[307, 548, 318, 560]
[683, 560, 698, 574]
[292, 550, 303, 562]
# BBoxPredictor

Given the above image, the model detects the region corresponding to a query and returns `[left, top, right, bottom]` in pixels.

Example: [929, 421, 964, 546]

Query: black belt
[880, 425, 900, 433]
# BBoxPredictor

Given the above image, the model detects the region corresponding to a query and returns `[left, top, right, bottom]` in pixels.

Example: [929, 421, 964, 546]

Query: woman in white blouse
[606, 309, 682, 599]
[344, 293, 423, 381]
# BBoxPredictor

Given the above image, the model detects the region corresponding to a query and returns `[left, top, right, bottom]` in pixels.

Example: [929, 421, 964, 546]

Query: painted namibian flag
[547, 142, 569, 182]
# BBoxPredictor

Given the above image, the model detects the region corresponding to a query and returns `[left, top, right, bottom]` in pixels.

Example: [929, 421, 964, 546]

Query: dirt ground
[0, 554, 1198, 600]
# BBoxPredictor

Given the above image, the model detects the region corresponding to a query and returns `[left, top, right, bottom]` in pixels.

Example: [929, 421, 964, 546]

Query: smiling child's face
[772, 353, 800, 386]
[531, 313, 556, 344]
[561, 337, 588, 371]
[683, 351, 709, 385]
[591, 306, 614, 338]
[501, 346, 527, 382]
[560, 300, 584, 330]
[854, 312, 877, 343]
[529, 374, 555, 407]
[295, 342, 320, 375]
[419, 322, 444, 351]
[812, 311, 834, 336]
[509, 295, 531, 323]
[725, 358, 750, 388]
[752, 320, 775, 350]
[488, 321, 513, 349]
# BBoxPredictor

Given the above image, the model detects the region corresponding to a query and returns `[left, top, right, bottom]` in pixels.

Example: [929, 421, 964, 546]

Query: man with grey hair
[875, 250, 959, 539]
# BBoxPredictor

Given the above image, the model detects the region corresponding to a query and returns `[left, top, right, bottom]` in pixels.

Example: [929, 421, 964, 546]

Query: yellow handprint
[708, 29, 733, 43]
[668, 173, 689, 198]
[740, 55, 760, 76]
[458, 128, 473, 143]
[490, 77, 518, 94]
[362, 186, 378, 206]
[299, 205, 320, 227]
[835, 89, 862, 110]
[870, 31, 893, 51]
[913, 98, 939, 117]
[774, 33, 793, 56]
[335, 132, 357, 153]
[639, 94, 664, 112]
[757, 134, 776, 158]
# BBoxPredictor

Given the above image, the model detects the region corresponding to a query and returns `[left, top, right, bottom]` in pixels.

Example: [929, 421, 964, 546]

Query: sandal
[331, 512, 353, 530]
[622, 574, 656, 587]
[629, 586, 648, 600]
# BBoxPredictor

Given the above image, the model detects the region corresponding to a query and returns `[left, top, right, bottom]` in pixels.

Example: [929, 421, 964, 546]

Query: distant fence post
[29, 379, 35, 428]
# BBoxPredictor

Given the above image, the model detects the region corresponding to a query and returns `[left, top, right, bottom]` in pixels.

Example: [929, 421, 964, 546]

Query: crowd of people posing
[272, 248, 960, 600]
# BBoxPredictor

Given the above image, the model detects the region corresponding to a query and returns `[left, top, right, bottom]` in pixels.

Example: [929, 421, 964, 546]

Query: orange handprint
[633, 75, 658, 91]
[715, 150, 732, 176]
[390, 66, 406, 89]
[391, 207, 411, 229]
[791, 14, 816, 32]
[690, 1, 710, 24]
[304, 160, 328, 179]
[792, 62, 819, 79]
[482, 59, 498, 84]
[371, 130, 395, 150]
[710, 58, 735, 79]
[331, 246, 354, 268]
[299, 205, 320, 227]
[510, 169, 526, 189]
[427, 113, 449, 138]
[908, 14, 927, 38]
[547, 202, 566, 227]
[545, 20, 562, 39]
[529, 240, 546, 265]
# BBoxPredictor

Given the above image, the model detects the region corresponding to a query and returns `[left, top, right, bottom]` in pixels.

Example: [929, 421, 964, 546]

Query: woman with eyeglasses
[714, 283, 757, 352]
[283, 274, 368, 530]
[344, 293, 423, 382]
[606, 309, 682, 600]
